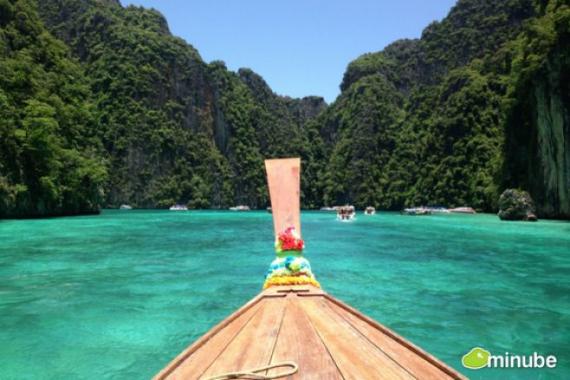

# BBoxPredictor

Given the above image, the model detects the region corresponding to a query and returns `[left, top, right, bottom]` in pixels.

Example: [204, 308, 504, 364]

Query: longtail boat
[155, 158, 466, 380]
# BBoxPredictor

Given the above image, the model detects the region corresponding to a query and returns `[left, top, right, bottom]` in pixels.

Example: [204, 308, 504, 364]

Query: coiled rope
[203, 361, 298, 380]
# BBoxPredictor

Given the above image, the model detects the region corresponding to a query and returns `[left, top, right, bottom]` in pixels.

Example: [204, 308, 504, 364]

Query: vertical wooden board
[267, 297, 343, 380]
[161, 302, 263, 379]
[326, 301, 457, 380]
[200, 297, 287, 378]
[265, 158, 301, 236]
[300, 298, 415, 380]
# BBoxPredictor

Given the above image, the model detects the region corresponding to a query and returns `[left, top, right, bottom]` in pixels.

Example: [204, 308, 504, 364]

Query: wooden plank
[300, 297, 415, 380]
[159, 302, 262, 379]
[200, 297, 287, 378]
[327, 301, 459, 380]
[267, 296, 343, 379]
[265, 158, 301, 236]
[324, 296, 467, 380]
[156, 287, 465, 380]
[154, 292, 265, 379]
[263, 285, 325, 297]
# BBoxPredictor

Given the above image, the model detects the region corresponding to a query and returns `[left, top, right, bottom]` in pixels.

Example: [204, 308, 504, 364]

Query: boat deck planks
[266, 297, 342, 379]
[300, 297, 414, 380]
[200, 297, 286, 378]
[327, 301, 452, 380]
[155, 286, 466, 380]
[154, 299, 263, 379]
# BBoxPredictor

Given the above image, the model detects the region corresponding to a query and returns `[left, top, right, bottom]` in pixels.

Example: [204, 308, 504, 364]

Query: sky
[120, 0, 457, 103]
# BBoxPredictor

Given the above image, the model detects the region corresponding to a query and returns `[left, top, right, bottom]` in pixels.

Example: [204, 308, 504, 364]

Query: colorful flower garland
[275, 226, 305, 254]
[263, 226, 320, 289]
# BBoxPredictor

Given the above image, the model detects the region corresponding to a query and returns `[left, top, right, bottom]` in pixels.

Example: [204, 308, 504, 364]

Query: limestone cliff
[504, 2, 569, 218]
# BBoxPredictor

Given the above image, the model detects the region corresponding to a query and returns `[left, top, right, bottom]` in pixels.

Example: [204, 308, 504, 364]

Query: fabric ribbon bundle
[263, 226, 320, 289]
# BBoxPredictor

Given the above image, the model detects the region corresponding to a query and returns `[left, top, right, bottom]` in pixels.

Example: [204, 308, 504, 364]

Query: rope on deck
[203, 361, 298, 380]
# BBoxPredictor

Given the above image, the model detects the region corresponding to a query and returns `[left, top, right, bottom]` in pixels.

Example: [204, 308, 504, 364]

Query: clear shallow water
[0, 210, 568, 379]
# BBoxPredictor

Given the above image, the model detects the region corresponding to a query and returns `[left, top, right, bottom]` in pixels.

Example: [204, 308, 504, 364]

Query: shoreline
[4, 209, 568, 222]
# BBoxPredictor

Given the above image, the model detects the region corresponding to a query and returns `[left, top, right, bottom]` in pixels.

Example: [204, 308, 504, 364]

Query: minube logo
[462, 347, 557, 370]
[462, 347, 490, 369]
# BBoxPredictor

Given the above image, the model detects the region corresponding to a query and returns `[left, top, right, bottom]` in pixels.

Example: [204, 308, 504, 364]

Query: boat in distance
[229, 205, 251, 211]
[337, 205, 356, 221]
[449, 207, 477, 214]
[401, 207, 432, 216]
[426, 206, 450, 214]
[169, 204, 188, 211]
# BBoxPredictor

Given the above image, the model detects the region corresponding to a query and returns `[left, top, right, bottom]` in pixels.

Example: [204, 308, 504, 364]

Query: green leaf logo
[462, 347, 491, 369]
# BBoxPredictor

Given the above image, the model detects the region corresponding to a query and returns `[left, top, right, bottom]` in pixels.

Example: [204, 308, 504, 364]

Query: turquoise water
[0, 211, 568, 379]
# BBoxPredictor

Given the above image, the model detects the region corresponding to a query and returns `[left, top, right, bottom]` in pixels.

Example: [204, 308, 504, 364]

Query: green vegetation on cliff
[0, 0, 106, 217]
[38, 0, 327, 210]
[503, 0, 570, 218]
[0, 0, 568, 218]
[319, 0, 569, 218]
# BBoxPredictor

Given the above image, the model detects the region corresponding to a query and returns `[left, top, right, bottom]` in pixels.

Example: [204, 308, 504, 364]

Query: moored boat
[449, 207, 476, 214]
[119, 204, 132, 210]
[402, 207, 431, 215]
[169, 204, 188, 211]
[426, 206, 450, 214]
[364, 206, 376, 215]
[229, 205, 251, 211]
[154, 158, 466, 379]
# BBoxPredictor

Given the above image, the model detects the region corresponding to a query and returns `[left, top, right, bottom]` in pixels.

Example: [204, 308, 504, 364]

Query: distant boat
[449, 207, 476, 214]
[319, 206, 335, 211]
[267, 207, 272, 213]
[426, 206, 450, 214]
[119, 204, 132, 210]
[229, 205, 250, 211]
[364, 206, 376, 215]
[402, 207, 431, 215]
[169, 204, 188, 211]
[337, 205, 355, 221]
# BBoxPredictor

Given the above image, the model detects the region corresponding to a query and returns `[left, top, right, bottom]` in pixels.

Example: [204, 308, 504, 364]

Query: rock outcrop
[498, 189, 538, 221]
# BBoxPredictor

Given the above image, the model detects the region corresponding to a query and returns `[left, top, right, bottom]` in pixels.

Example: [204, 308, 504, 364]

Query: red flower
[276, 226, 304, 252]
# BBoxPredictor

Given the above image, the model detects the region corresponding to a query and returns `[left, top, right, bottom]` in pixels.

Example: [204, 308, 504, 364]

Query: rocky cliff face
[505, 52, 570, 218]
[530, 56, 569, 218]
[315, 0, 569, 218]
[2, 0, 568, 218]
[503, 2, 569, 218]
[33, 0, 325, 209]
[317, 0, 541, 211]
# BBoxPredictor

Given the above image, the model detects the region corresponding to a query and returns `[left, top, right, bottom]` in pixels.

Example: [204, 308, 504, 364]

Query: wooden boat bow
[154, 158, 466, 379]
[155, 285, 465, 379]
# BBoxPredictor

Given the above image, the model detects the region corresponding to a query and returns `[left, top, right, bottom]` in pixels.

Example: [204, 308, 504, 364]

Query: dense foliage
[503, 0, 570, 218]
[40, 0, 327, 210]
[0, 0, 106, 217]
[0, 0, 568, 218]
[318, 0, 569, 218]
